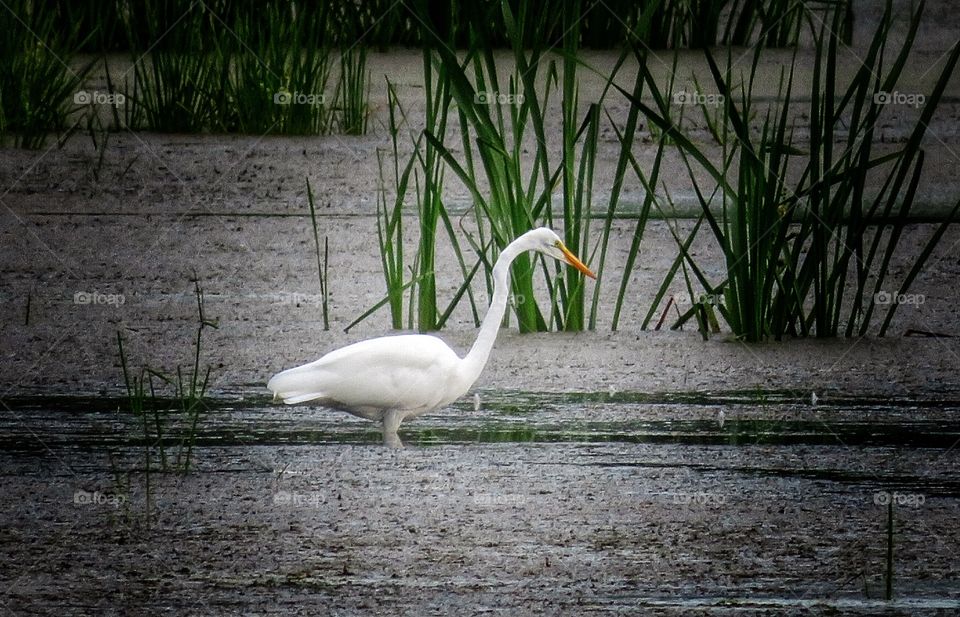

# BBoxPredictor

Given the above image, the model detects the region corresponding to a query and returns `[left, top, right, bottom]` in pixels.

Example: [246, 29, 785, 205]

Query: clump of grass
[555, 0, 600, 331]
[129, 51, 221, 132]
[115, 332, 154, 526]
[121, 3, 223, 132]
[336, 46, 370, 135]
[224, 3, 334, 135]
[0, 0, 92, 148]
[411, 46, 481, 332]
[120, 2, 336, 134]
[625, 0, 959, 340]
[368, 0, 670, 333]
[413, 45, 450, 331]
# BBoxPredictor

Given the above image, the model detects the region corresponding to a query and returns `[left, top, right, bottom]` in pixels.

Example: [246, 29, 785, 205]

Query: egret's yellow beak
[558, 242, 596, 279]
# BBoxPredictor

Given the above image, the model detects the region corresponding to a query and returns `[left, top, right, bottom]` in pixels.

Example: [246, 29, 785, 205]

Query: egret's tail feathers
[267, 365, 327, 405]
[275, 391, 327, 405]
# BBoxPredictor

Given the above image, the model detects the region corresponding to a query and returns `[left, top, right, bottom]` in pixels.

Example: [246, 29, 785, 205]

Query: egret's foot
[383, 410, 404, 448]
[383, 432, 404, 448]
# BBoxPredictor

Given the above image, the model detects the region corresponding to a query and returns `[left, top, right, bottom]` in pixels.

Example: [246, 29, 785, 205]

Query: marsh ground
[2, 1, 960, 613]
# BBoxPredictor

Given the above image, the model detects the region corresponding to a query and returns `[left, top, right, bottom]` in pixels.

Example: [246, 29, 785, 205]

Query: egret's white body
[267, 227, 594, 446]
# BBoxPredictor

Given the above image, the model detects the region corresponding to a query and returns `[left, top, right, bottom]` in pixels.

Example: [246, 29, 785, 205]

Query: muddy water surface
[2, 391, 958, 615]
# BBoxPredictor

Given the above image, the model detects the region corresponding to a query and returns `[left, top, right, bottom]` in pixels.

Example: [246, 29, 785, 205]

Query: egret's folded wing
[267, 334, 460, 411]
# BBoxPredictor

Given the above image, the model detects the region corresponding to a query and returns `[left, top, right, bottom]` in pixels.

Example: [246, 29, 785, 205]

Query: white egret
[267, 227, 595, 447]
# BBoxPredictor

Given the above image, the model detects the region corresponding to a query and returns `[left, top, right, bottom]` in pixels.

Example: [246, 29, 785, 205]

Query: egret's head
[527, 227, 596, 279]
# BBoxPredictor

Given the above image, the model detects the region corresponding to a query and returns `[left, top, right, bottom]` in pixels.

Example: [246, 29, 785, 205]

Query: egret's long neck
[460, 241, 524, 386]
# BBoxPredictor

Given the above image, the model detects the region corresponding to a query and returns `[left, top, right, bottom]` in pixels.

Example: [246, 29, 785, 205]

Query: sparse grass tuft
[306, 179, 331, 330]
[114, 281, 216, 488]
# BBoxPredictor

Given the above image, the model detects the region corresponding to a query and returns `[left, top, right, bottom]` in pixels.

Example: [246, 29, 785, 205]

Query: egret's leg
[382, 410, 404, 448]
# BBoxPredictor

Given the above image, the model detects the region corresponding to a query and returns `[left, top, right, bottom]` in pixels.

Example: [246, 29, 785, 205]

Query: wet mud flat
[1, 393, 958, 616]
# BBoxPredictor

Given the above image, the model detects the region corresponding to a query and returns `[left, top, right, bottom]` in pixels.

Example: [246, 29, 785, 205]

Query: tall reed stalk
[306, 180, 331, 330]
[336, 46, 370, 135]
[374, 80, 413, 329]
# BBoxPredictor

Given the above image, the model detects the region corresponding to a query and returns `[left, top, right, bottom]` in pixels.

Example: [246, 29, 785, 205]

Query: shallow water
[5, 389, 960, 450]
[2, 390, 958, 615]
